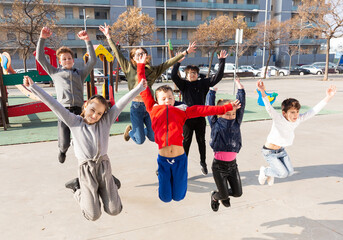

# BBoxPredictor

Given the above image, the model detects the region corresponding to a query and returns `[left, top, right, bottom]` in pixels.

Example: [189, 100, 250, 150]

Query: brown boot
[124, 125, 132, 141]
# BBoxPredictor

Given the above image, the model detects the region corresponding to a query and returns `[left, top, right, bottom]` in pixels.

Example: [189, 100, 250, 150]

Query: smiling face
[156, 89, 175, 106]
[282, 107, 300, 122]
[59, 52, 74, 69]
[83, 100, 106, 124]
[186, 70, 199, 82]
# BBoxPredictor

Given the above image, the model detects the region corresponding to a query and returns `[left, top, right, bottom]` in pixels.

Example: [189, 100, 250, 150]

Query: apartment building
[0, 0, 328, 69]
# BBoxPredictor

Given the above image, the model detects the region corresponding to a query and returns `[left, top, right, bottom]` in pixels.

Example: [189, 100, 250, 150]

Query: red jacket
[137, 63, 233, 149]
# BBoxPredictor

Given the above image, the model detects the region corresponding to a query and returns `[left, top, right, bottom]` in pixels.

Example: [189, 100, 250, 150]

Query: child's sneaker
[221, 198, 231, 207]
[123, 125, 132, 141]
[211, 191, 220, 212]
[267, 176, 274, 186]
[258, 166, 267, 185]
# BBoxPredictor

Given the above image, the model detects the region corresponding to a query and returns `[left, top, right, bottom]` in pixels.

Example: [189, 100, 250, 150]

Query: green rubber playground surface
[0, 92, 339, 146]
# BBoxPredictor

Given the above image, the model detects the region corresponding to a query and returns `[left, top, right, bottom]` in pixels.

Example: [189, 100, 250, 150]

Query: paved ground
[0, 76, 343, 240]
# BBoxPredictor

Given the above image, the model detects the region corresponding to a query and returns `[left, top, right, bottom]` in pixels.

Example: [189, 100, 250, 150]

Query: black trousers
[58, 106, 82, 153]
[212, 158, 243, 201]
[183, 117, 206, 166]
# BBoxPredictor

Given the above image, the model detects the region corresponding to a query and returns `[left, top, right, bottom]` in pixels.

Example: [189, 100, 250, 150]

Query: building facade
[0, 0, 330, 70]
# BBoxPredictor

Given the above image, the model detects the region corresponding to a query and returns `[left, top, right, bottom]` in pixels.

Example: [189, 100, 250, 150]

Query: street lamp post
[83, 9, 89, 31]
[253, 0, 268, 69]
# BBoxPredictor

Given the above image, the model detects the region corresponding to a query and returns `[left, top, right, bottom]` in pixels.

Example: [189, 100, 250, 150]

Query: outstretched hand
[40, 27, 52, 39]
[218, 50, 228, 59]
[186, 41, 197, 54]
[23, 75, 34, 87]
[256, 80, 265, 92]
[99, 23, 111, 38]
[77, 30, 90, 41]
[231, 99, 241, 110]
[326, 85, 337, 98]
[136, 53, 147, 64]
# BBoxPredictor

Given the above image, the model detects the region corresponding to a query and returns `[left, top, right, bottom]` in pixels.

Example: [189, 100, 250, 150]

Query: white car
[260, 66, 290, 77]
[238, 65, 261, 76]
[301, 65, 323, 75]
[214, 63, 236, 74]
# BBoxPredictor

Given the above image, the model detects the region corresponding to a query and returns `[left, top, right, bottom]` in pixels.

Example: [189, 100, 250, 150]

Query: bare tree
[0, 0, 61, 71]
[298, 0, 343, 81]
[193, 15, 248, 75]
[248, 19, 290, 78]
[110, 7, 159, 46]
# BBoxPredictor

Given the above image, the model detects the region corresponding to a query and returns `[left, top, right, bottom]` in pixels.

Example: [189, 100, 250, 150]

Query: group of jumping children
[23, 26, 337, 220]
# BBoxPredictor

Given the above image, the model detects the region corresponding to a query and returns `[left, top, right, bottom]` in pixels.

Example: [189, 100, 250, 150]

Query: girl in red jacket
[136, 54, 241, 202]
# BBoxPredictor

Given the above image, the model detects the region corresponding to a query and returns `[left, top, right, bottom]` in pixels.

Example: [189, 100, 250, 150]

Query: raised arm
[24, 76, 78, 127]
[235, 78, 246, 124]
[209, 50, 228, 87]
[78, 30, 97, 80]
[99, 23, 130, 72]
[205, 87, 218, 127]
[186, 100, 241, 119]
[299, 85, 336, 122]
[256, 80, 279, 118]
[36, 27, 57, 75]
[171, 62, 186, 91]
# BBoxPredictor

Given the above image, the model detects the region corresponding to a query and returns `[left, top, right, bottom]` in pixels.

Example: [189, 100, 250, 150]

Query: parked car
[260, 66, 290, 77]
[301, 65, 323, 75]
[238, 65, 261, 77]
[199, 66, 217, 77]
[214, 63, 236, 74]
[336, 64, 343, 73]
[310, 62, 338, 73]
[289, 67, 311, 75]
[93, 69, 105, 82]
[166, 66, 186, 80]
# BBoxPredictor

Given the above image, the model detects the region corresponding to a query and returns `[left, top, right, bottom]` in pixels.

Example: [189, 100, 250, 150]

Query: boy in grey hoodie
[36, 27, 96, 163]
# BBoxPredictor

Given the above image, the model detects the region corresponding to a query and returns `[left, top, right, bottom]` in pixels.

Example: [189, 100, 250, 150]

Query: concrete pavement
[0, 77, 342, 240]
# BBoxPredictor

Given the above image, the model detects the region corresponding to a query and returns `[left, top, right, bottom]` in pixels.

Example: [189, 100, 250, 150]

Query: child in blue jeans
[256, 80, 336, 186]
[206, 78, 245, 212]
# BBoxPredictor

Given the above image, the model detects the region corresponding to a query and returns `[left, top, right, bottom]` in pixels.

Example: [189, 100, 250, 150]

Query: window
[233, 13, 237, 19]
[95, 9, 108, 19]
[7, 33, 16, 41]
[67, 31, 75, 40]
[181, 11, 188, 21]
[65, 7, 73, 19]
[127, 0, 134, 5]
[233, 0, 237, 3]
[182, 30, 188, 40]
[224, 0, 229, 3]
[195, 11, 202, 21]
[157, 31, 165, 41]
[156, 10, 164, 21]
[3, 7, 12, 17]
[96, 30, 105, 40]
[209, 12, 216, 20]
[79, 8, 84, 19]
[171, 10, 177, 20]
[171, 29, 177, 39]
[208, 0, 216, 3]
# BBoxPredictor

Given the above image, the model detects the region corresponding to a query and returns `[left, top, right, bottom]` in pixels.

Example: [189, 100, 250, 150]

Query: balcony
[156, 20, 256, 28]
[155, 1, 259, 11]
[57, 19, 111, 27]
[289, 39, 326, 45]
[53, 0, 110, 5]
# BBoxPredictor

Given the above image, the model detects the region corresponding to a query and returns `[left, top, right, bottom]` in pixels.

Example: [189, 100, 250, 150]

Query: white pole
[262, 0, 268, 68]
[164, 0, 168, 61]
[83, 9, 87, 31]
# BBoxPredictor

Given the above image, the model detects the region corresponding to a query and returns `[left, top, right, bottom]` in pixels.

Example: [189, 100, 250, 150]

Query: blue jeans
[129, 101, 155, 144]
[157, 153, 188, 202]
[261, 147, 294, 178]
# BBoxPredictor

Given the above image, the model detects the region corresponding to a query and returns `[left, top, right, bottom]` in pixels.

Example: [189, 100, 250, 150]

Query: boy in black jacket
[171, 50, 228, 175]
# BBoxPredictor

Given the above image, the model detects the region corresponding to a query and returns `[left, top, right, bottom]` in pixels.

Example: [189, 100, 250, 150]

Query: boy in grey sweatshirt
[36, 27, 96, 163]
[24, 75, 146, 221]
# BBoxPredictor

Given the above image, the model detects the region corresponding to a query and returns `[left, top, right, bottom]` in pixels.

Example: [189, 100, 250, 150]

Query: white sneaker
[267, 176, 274, 186]
[258, 166, 267, 185]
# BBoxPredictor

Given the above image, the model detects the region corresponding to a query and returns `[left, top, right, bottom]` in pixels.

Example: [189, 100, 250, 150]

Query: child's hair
[56, 46, 74, 60]
[184, 65, 200, 77]
[217, 99, 232, 106]
[155, 85, 173, 100]
[129, 47, 151, 65]
[281, 98, 301, 112]
[80, 95, 109, 118]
